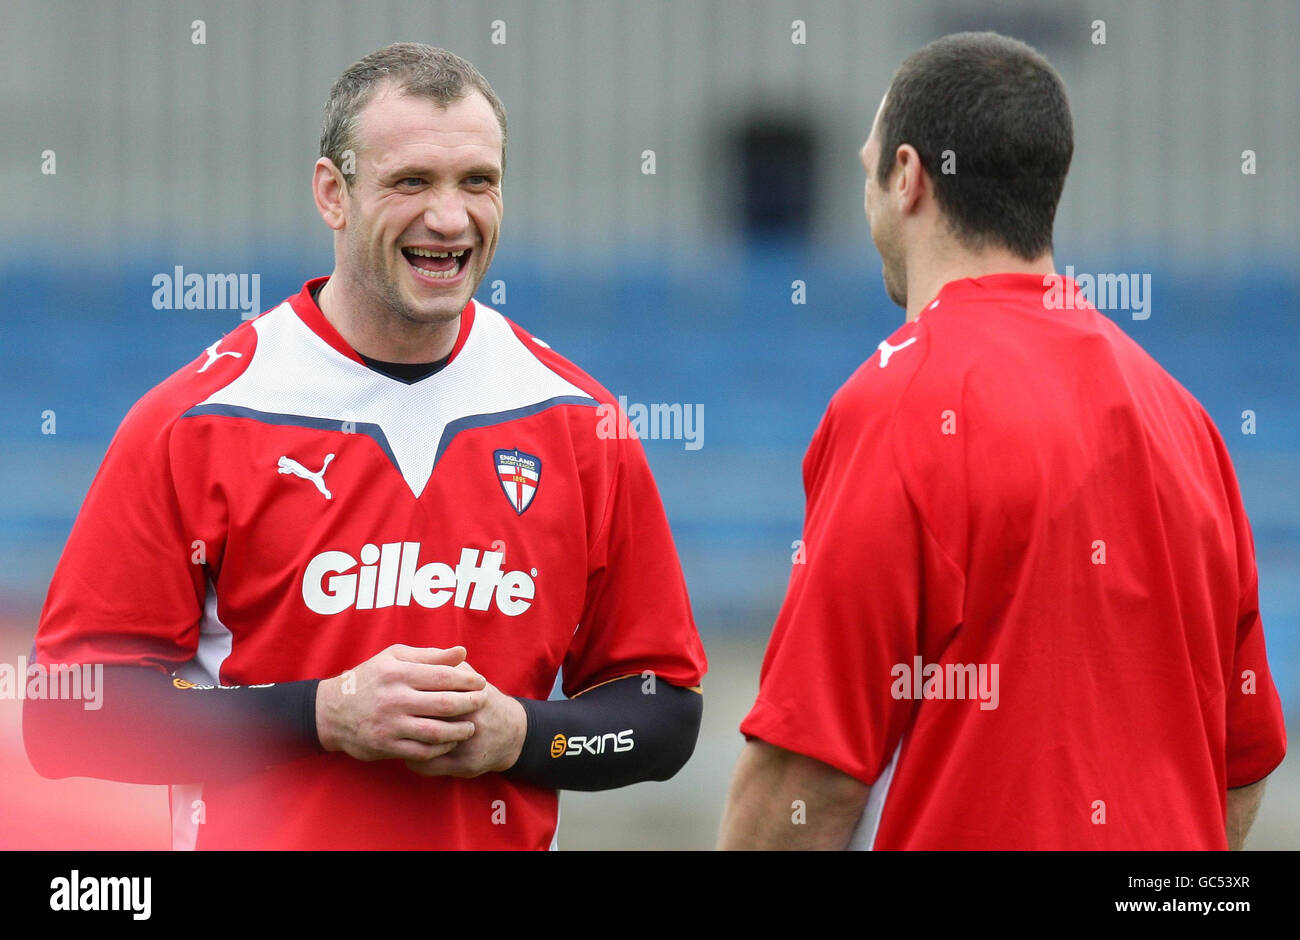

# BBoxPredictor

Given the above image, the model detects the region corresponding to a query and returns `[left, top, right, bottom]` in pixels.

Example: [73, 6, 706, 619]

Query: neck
[904, 247, 1055, 322]
[317, 274, 462, 363]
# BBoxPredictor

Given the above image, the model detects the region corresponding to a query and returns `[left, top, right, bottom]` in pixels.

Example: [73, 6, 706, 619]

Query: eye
[397, 177, 424, 188]
[466, 175, 492, 187]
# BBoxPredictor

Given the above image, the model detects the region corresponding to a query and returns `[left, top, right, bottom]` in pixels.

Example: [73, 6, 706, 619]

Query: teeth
[407, 247, 467, 258]
[405, 246, 467, 281]
[410, 264, 460, 280]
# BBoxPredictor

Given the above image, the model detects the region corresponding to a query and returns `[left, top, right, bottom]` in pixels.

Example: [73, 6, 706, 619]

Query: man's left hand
[404, 668, 527, 778]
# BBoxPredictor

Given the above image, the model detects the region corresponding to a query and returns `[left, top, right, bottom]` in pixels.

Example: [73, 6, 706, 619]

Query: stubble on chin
[360, 246, 437, 325]
[883, 261, 907, 308]
[871, 218, 906, 309]
[875, 239, 906, 308]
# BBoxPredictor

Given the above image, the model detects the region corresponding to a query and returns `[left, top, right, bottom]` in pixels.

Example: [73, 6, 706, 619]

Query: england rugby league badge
[494, 448, 541, 515]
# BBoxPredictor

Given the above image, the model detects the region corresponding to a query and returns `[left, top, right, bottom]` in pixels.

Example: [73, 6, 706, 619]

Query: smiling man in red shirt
[719, 32, 1284, 850]
[26, 43, 706, 850]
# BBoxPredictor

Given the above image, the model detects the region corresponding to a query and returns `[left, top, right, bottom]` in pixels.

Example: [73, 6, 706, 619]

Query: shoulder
[471, 302, 655, 496]
[473, 300, 618, 408]
[113, 314, 263, 450]
[821, 316, 933, 445]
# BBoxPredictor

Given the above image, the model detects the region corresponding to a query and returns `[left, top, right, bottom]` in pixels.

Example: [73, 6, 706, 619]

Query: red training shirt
[35, 277, 707, 849]
[741, 273, 1285, 849]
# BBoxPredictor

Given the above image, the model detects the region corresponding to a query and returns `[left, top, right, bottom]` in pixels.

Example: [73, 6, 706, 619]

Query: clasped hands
[315, 644, 526, 778]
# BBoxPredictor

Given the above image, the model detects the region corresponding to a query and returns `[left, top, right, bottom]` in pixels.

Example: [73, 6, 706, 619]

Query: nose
[422, 184, 470, 238]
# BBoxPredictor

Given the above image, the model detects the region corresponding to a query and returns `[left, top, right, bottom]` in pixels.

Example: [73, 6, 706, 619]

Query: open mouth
[402, 246, 471, 283]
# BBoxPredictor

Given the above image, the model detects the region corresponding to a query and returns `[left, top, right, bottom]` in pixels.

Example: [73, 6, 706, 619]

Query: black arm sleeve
[503, 675, 703, 791]
[22, 658, 322, 785]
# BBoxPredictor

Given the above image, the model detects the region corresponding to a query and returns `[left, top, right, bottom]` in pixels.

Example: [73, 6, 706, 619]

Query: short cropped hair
[876, 31, 1073, 259]
[320, 42, 508, 185]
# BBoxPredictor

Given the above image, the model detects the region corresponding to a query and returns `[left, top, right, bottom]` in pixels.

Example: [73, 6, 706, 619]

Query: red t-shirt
[741, 273, 1285, 849]
[35, 277, 707, 849]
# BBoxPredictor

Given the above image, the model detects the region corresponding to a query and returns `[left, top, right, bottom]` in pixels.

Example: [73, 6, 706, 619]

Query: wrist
[499, 695, 529, 771]
[314, 676, 341, 752]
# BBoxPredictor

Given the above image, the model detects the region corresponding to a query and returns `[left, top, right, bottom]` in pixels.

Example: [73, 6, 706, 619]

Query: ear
[891, 143, 927, 215]
[312, 158, 349, 231]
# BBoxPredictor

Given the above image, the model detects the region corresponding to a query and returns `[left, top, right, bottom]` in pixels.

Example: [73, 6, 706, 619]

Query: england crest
[494, 448, 541, 515]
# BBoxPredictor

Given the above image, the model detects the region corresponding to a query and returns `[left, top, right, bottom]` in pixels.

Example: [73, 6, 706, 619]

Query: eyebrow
[385, 164, 501, 180]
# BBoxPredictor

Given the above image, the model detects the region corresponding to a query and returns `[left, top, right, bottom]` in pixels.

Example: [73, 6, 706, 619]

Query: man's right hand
[315, 645, 487, 762]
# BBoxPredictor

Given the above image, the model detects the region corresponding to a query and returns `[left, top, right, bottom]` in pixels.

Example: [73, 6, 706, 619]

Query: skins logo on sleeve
[171, 677, 274, 691]
[550, 730, 634, 757]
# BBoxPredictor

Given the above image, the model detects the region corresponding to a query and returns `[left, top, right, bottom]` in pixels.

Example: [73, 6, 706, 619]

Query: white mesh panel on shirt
[198, 300, 594, 497]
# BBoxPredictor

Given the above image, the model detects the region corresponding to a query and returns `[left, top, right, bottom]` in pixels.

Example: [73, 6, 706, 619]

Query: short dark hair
[876, 31, 1073, 259]
[321, 42, 508, 186]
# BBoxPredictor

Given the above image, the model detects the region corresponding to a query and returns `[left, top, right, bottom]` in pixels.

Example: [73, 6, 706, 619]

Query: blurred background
[1, 0, 1296, 849]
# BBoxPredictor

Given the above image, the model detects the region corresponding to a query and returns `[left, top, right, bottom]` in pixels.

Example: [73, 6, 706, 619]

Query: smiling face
[336, 84, 504, 330]
[861, 94, 908, 308]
